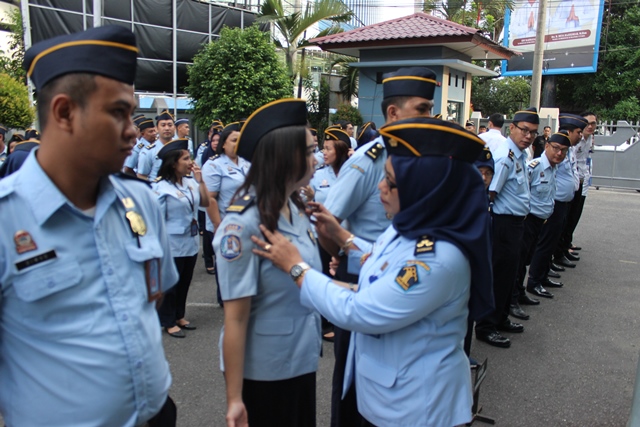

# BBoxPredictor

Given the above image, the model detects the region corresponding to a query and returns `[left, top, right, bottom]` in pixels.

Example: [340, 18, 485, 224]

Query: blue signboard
[502, 0, 605, 76]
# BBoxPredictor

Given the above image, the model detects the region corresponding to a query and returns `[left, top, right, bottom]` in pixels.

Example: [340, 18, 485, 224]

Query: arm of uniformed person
[136, 149, 150, 180]
[215, 217, 261, 427]
[202, 160, 222, 231]
[191, 164, 209, 208]
[253, 227, 467, 335]
[323, 155, 378, 242]
[488, 152, 512, 200]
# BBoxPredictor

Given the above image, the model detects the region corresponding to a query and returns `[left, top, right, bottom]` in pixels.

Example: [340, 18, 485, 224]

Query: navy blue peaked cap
[24, 25, 138, 91]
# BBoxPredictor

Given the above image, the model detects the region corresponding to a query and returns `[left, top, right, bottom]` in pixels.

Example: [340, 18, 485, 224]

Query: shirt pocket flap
[358, 353, 397, 388]
[255, 318, 294, 336]
[13, 260, 83, 302]
[125, 237, 164, 262]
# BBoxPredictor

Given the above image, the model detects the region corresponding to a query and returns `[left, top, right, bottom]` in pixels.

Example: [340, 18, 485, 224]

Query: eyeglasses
[384, 175, 397, 190]
[548, 143, 569, 154]
[513, 123, 538, 137]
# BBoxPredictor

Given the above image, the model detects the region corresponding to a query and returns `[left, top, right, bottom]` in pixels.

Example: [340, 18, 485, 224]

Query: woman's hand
[307, 202, 343, 240]
[226, 400, 248, 427]
[329, 256, 340, 277]
[300, 185, 314, 202]
[191, 163, 203, 183]
[251, 224, 303, 273]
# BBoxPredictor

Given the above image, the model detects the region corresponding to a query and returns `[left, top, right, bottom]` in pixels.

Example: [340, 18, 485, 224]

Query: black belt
[492, 213, 526, 221]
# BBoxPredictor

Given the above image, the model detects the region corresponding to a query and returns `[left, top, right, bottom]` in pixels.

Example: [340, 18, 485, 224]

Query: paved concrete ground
[1, 188, 637, 426]
[165, 188, 640, 427]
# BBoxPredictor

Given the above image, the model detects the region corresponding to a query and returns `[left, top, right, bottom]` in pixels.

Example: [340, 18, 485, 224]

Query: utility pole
[529, 0, 548, 110]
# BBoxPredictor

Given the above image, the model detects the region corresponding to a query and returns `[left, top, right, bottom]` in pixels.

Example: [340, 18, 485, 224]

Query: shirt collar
[506, 137, 524, 158]
[541, 152, 554, 170]
[16, 149, 117, 225]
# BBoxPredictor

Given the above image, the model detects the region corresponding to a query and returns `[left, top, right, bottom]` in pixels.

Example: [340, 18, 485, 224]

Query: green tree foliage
[0, 7, 26, 82]
[257, 0, 352, 82]
[471, 75, 531, 116]
[330, 103, 363, 127]
[422, 0, 514, 42]
[186, 26, 291, 129]
[331, 55, 358, 102]
[556, 3, 640, 121]
[305, 76, 330, 142]
[0, 73, 35, 128]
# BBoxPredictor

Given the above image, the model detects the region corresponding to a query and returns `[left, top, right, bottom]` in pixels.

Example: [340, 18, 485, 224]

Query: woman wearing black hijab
[252, 117, 494, 427]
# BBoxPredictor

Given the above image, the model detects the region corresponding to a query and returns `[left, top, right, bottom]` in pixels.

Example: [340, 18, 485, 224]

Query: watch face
[290, 265, 303, 278]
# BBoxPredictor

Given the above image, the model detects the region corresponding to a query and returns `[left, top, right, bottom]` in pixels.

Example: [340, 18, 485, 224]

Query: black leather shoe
[570, 245, 582, 251]
[550, 262, 565, 272]
[497, 320, 525, 333]
[509, 304, 530, 320]
[565, 252, 580, 261]
[547, 269, 561, 279]
[177, 322, 196, 330]
[519, 294, 540, 305]
[165, 327, 186, 338]
[543, 278, 564, 288]
[476, 331, 511, 348]
[554, 256, 576, 268]
[527, 284, 554, 298]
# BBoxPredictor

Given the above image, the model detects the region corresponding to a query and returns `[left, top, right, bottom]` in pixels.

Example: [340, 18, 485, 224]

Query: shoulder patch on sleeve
[396, 265, 419, 291]
[350, 164, 365, 174]
[220, 234, 242, 261]
[528, 159, 540, 168]
[365, 142, 385, 161]
[114, 172, 152, 187]
[146, 143, 156, 150]
[414, 235, 435, 256]
[226, 194, 255, 214]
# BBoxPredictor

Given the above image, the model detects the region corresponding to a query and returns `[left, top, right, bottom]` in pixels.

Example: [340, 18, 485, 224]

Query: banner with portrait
[502, 0, 605, 76]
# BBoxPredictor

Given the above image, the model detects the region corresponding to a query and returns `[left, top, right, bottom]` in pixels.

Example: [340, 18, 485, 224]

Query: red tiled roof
[311, 12, 482, 45]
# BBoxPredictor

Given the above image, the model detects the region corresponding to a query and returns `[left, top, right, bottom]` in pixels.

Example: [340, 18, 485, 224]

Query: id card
[145, 258, 162, 302]
[190, 219, 199, 237]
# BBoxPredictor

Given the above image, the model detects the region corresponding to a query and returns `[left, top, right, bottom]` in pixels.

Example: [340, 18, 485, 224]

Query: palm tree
[257, 0, 353, 82]
[331, 55, 359, 102]
[423, 0, 514, 41]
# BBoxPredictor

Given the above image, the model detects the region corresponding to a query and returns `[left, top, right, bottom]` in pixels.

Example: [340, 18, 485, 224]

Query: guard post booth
[311, 12, 517, 127]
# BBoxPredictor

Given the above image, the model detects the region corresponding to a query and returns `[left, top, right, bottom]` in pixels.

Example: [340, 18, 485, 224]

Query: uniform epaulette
[146, 143, 156, 150]
[200, 142, 207, 147]
[414, 235, 436, 256]
[154, 176, 163, 182]
[315, 164, 326, 170]
[365, 142, 385, 161]
[137, 142, 144, 149]
[114, 172, 152, 187]
[209, 154, 220, 161]
[528, 160, 540, 168]
[227, 194, 255, 214]
[508, 149, 515, 160]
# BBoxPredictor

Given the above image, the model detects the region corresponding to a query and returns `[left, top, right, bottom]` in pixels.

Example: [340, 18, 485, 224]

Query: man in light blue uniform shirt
[137, 109, 175, 181]
[174, 118, 194, 157]
[124, 116, 156, 176]
[476, 107, 539, 349]
[0, 26, 179, 426]
[510, 131, 567, 320]
[323, 66, 440, 427]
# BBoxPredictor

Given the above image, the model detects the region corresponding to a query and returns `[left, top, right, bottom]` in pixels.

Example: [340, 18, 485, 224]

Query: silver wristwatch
[289, 262, 311, 282]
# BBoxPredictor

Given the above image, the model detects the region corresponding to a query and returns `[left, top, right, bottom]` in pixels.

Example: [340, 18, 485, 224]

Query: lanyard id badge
[190, 219, 199, 237]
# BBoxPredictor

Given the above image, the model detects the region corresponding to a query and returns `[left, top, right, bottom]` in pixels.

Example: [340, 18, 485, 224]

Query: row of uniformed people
[474, 111, 589, 349]
[0, 128, 41, 178]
